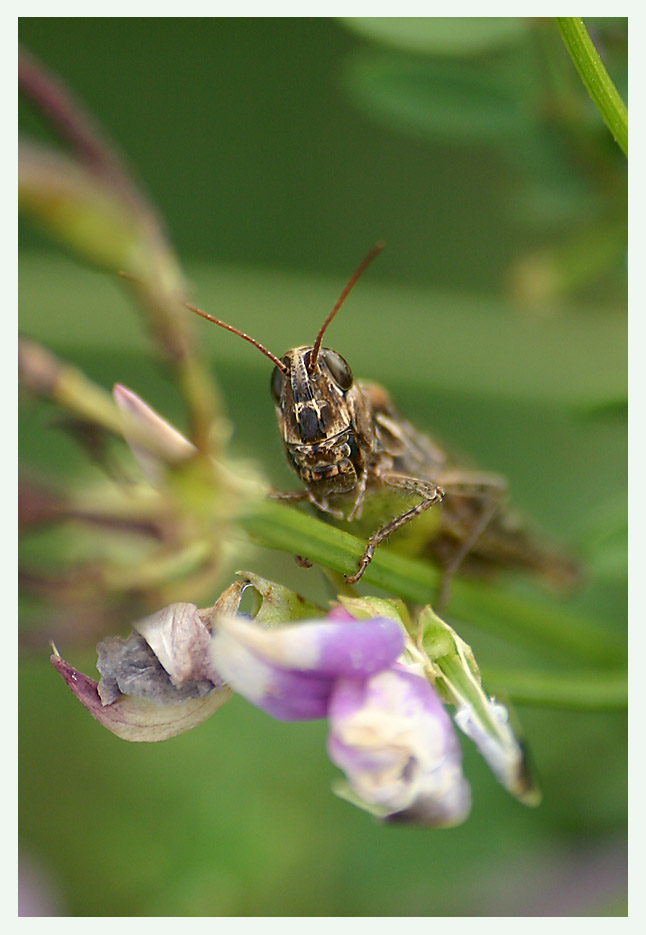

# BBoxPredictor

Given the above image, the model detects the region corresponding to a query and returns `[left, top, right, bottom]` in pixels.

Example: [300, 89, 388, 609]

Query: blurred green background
[19, 18, 627, 916]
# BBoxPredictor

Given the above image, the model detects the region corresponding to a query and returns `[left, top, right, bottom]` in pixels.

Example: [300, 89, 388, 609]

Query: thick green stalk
[239, 498, 623, 666]
[556, 17, 628, 156]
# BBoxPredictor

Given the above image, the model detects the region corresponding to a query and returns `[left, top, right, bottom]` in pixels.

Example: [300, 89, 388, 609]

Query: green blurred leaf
[577, 492, 627, 582]
[342, 47, 608, 231]
[340, 17, 529, 56]
[342, 53, 535, 146]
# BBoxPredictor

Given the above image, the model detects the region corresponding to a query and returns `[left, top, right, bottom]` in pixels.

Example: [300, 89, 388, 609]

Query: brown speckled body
[271, 346, 579, 592]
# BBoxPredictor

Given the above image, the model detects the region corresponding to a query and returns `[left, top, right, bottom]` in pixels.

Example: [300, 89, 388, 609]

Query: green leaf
[342, 53, 535, 146]
[340, 17, 529, 57]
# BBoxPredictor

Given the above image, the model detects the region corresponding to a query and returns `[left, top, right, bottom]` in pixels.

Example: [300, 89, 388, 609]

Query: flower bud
[113, 384, 195, 484]
[419, 606, 540, 805]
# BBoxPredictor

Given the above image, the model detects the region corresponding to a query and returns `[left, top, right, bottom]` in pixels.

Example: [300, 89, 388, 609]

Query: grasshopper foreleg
[268, 488, 345, 520]
[347, 465, 369, 521]
[345, 473, 444, 584]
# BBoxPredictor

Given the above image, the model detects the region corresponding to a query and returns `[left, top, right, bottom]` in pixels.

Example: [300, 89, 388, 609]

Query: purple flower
[209, 609, 471, 826]
[328, 664, 470, 826]
[209, 613, 404, 721]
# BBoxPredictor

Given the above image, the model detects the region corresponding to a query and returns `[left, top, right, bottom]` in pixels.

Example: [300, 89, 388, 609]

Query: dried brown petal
[96, 632, 215, 705]
[134, 602, 223, 688]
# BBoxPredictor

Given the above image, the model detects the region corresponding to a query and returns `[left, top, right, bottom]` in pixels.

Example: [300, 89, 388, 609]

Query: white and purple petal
[327, 664, 471, 827]
[209, 614, 404, 721]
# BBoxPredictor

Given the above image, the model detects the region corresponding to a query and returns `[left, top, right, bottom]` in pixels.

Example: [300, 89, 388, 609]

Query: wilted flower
[51, 600, 231, 742]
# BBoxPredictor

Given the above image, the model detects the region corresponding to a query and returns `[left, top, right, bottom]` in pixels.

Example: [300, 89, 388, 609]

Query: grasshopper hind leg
[434, 474, 508, 609]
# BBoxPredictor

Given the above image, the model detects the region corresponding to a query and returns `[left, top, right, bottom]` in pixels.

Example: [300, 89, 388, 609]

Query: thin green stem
[481, 665, 627, 711]
[556, 18, 628, 157]
[18, 50, 220, 454]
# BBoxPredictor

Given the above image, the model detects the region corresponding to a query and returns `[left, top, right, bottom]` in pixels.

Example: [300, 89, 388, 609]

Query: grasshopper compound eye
[270, 364, 285, 403]
[320, 349, 353, 392]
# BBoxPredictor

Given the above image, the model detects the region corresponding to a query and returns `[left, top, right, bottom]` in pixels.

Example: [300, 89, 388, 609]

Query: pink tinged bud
[112, 383, 195, 483]
[209, 615, 404, 721]
[327, 664, 471, 827]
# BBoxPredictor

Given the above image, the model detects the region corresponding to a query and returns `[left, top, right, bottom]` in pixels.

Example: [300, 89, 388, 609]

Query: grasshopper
[186, 245, 578, 605]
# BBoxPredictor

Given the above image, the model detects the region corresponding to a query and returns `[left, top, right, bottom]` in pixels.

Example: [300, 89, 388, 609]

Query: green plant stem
[482, 666, 627, 710]
[556, 17, 628, 157]
[19, 50, 220, 455]
[239, 498, 624, 667]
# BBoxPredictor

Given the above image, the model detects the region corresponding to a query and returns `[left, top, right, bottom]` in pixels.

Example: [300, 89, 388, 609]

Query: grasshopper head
[181, 242, 383, 459]
[270, 345, 355, 446]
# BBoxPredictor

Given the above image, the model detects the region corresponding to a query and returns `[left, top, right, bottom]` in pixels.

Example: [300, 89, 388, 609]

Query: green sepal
[235, 570, 324, 626]
[419, 606, 541, 806]
[336, 594, 412, 632]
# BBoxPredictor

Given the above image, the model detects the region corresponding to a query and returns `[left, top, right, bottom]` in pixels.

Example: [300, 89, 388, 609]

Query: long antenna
[118, 271, 288, 374]
[309, 242, 385, 371]
[182, 302, 289, 374]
